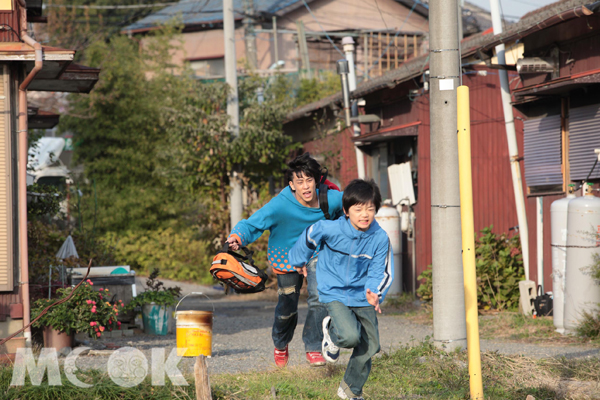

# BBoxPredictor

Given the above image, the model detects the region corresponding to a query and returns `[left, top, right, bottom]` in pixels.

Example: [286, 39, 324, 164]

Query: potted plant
[128, 269, 181, 336]
[32, 279, 124, 349]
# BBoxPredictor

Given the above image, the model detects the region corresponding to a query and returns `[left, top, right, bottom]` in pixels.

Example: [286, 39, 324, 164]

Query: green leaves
[417, 226, 525, 311]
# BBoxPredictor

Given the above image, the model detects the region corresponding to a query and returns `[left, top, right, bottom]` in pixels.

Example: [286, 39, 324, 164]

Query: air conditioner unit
[516, 57, 556, 74]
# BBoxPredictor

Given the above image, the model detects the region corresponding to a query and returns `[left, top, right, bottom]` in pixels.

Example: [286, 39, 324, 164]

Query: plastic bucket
[142, 303, 171, 336]
[175, 293, 214, 357]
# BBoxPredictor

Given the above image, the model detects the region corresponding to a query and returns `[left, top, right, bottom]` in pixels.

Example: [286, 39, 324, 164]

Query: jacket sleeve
[229, 200, 275, 246]
[288, 221, 328, 267]
[365, 236, 394, 303]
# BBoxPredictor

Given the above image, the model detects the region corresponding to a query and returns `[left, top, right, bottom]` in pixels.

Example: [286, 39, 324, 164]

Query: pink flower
[86, 279, 91, 284]
[117, 321, 121, 326]
[99, 295, 103, 299]
[86, 300, 92, 305]
[96, 332, 101, 337]
[92, 301, 96, 305]
[89, 282, 94, 286]
[115, 312, 119, 316]
[99, 326, 105, 332]
[90, 322, 96, 326]
[99, 288, 104, 291]
[91, 307, 97, 313]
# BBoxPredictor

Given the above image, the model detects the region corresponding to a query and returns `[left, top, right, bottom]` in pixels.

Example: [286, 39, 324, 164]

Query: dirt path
[72, 282, 600, 376]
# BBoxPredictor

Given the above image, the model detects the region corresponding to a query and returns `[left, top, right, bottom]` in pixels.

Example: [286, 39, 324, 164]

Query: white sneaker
[337, 385, 348, 399]
[337, 385, 364, 400]
[322, 316, 340, 363]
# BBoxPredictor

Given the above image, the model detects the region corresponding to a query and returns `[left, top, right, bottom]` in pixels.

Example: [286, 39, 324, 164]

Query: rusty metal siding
[523, 115, 563, 186]
[568, 103, 600, 180]
[0, 3, 21, 43]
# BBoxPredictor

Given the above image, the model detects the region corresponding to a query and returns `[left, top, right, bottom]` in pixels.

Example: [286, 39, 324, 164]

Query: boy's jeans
[325, 301, 380, 397]
[272, 258, 327, 352]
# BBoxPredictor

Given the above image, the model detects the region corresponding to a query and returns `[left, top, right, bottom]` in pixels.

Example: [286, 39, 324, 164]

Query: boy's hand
[226, 236, 241, 251]
[295, 266, 307, 277]
[366, 289, 382, 314]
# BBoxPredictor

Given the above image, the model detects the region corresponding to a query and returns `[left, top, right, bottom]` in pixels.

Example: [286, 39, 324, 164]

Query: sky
[466, 0, 560, 21]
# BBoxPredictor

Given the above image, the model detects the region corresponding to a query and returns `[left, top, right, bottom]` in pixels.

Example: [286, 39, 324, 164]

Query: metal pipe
[337, 59, 351, 127]
[537, 197, 543, 292]
[18, 0, 43, 346]
[489, 0, 530, 280]
[457, 85, 484, 399]
[342, 37, 365, 179]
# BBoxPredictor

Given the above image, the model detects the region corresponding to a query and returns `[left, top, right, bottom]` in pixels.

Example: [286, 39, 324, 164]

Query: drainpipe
[489, 0, 530, 280]
[17, 0, 43, 345]
[342, 36, 366, 179]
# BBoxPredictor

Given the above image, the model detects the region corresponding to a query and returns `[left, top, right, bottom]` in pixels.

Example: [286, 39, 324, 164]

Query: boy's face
[289, 172, 318, 207]
[344, 201, 376, 232]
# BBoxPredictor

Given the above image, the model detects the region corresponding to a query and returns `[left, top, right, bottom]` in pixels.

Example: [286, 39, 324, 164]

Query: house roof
[286, 0, 596, 123]
[123, 0, 305, 33]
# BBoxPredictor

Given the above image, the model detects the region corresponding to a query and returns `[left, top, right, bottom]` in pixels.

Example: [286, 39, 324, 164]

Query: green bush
[104, 227, 214, 284]
[417, 226, 524, 311]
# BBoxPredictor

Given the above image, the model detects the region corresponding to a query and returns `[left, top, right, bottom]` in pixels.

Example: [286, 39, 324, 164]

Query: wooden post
[403, 34, 408, 62]
[386, 33, 390, 71]
[378, 32, 382, 76]
[369, 33, 373, 78]
[414, 34, 418, 57]
[394, 34, 398, 68]
[195, 355, 211, 400]
[364, 33, 369, 81]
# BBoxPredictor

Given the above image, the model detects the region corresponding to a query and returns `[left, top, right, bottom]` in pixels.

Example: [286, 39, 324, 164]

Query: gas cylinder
[550, 186, 576, 334]
[564, 184, 600, 332]
[375, 204, 402, 295]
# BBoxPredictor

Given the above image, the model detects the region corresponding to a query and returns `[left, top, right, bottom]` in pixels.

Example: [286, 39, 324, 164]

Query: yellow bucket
[175, 293, 214, 357]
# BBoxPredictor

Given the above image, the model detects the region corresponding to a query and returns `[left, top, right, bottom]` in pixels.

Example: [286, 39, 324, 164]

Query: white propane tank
[550, 187, 576, 334]
[375, 204, 402, 295]
[564, 184, 600, 332]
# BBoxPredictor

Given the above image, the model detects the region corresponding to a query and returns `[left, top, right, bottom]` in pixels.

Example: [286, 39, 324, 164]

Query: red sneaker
[274, 346, 289, 368]
[306, 351, 326, 367]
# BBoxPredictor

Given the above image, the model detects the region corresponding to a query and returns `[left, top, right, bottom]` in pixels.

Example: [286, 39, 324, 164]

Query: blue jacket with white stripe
[289, 216, 394, 307]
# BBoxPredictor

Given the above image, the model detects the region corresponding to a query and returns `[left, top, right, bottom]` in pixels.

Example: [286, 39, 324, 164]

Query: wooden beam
[386, 33, 390, 71]
[378, 32, 382, 76]
[394, 34, 398, 68]
[414, 34, 418, 57]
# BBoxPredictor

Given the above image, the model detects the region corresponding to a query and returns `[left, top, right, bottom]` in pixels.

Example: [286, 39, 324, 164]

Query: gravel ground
[66, 280, 600, 377]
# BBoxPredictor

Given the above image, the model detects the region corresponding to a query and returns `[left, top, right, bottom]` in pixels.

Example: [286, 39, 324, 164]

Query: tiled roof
[123, 0, 302, 33]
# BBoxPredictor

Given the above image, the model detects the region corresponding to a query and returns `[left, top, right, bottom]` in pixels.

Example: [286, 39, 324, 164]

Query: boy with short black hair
[289, 179, 393, 400]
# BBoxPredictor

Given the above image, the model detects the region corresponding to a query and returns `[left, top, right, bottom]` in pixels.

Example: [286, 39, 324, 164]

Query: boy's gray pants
[325, 301, 380, 397]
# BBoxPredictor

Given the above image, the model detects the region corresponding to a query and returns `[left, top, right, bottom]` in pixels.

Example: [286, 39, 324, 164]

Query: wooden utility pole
[272, 16, 279, 64]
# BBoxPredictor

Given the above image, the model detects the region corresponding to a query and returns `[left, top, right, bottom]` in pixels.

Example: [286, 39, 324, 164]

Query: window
[523, 114, 563, 193]
[189, 57, 225, 79]
[569, 104, 600, 181]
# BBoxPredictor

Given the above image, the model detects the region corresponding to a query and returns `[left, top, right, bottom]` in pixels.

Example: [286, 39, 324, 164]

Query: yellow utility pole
[457, 85, 484, 399]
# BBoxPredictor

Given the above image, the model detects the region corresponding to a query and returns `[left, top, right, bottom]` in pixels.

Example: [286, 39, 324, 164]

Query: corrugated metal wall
[0, 3, 21, 42]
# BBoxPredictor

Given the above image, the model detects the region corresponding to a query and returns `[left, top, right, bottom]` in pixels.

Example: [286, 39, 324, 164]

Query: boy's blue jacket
[289, 217, 394, 306]
[230, 186, 343, 274]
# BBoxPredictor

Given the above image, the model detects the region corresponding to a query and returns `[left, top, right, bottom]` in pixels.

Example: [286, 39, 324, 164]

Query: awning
[513, 68, 600, 99]
[353, 121, 420, 145]
[27, 63, 100, 93]
[28, 108, 60, 129]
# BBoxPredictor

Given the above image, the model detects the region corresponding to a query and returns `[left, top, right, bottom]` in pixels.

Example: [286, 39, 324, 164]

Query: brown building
[283, 0, 600, 294]
[0, 0, 99, 345]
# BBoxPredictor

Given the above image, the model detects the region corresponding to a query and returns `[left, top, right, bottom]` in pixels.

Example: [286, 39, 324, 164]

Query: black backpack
[319, 167, 331, 220]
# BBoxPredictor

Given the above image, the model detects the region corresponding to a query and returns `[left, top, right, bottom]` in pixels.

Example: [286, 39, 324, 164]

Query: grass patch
[1, 341, 599, 399]
[478, 311, 595, 345]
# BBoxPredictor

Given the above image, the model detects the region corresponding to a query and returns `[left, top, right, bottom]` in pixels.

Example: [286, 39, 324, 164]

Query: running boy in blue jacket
[289, 179, 393, 400]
